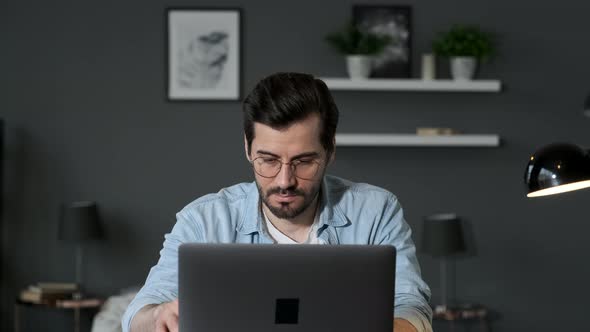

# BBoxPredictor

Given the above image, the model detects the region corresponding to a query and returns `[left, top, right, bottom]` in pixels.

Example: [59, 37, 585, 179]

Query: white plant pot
[346, 55, 372, 79]
[450, 57, 477, 80]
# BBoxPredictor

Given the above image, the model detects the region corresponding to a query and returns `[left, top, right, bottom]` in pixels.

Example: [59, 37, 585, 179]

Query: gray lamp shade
[58, 201, 103, 242]
[422, 213, 466, 257]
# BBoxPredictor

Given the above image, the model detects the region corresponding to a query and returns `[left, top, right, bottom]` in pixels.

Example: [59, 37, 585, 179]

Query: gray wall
[2, 0, 590, 331]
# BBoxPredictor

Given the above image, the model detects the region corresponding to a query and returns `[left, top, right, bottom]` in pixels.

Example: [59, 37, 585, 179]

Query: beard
[256, 180, 322, 219]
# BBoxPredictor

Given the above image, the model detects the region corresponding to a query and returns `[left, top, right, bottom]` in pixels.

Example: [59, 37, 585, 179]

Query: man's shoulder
[325, 174, 398, 202]
[179, 181, 256, 214]
[324, 176, 405, 238]
[170, 182, 258, 242]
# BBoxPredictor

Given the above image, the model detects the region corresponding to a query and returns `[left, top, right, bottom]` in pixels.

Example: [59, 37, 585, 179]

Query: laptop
[179, 243, 396, 332]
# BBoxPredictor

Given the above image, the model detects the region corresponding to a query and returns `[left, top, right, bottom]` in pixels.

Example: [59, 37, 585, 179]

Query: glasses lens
[254, 158, 281, 178]
[293, 160, 319, 180]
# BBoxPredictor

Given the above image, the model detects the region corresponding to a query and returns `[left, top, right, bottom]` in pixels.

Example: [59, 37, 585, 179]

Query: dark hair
[243, 72, 339, 156]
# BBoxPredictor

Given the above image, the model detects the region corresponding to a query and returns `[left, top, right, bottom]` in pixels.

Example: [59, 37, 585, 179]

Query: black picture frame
[166, 8, 242, 101]
[353, 5, 412, 78]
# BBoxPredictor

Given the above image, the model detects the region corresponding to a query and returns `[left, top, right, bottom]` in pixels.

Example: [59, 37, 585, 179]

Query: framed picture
[353, 5, 412, 78]
[167, 8, 242, 101]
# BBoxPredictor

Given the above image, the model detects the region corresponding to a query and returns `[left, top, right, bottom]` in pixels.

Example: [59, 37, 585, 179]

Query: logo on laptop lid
[275, 298, 299, 324]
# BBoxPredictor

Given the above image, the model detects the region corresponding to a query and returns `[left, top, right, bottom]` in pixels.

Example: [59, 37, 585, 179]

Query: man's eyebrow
[255, 150, 320, 160]
[291, 152, 320, 160]
[256, 150, 280, 158]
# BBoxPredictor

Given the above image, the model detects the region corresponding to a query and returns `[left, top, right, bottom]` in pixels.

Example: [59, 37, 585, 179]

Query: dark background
[2, 0, 590, 331]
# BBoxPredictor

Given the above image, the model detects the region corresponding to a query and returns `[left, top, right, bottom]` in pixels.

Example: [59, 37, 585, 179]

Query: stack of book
[416, 127, 461, 136]
[19, 282, 79, 304]
[433, 304, 488, 320]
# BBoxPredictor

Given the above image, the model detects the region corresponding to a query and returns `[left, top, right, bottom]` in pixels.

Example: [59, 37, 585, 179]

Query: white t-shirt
[263, 209, 324, 244]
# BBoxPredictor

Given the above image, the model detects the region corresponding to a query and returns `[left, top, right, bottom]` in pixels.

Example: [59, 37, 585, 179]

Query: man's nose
[276, 163, 297, 188]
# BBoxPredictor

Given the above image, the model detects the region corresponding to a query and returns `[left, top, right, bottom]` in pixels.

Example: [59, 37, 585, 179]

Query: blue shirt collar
[237, 176, 349, 235]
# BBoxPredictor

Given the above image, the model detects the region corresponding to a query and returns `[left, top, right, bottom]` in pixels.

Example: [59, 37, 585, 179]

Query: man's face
[246, 114, 331, 220]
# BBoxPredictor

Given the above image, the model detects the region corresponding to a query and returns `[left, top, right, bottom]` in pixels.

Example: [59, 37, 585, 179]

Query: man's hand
[153, 299, 179, 332]
[130, 299, 179, 332]
[393, 318, 418, 332]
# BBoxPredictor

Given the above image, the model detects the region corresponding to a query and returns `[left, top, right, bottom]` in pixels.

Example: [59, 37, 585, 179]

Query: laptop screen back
[179, 244, 396, 332]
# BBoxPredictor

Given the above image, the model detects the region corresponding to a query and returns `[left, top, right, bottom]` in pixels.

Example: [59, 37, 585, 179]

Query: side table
[14, 298, 103, 332]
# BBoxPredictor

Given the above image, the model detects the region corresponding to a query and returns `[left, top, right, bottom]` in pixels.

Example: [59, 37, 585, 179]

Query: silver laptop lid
[179, 244, 395, 332]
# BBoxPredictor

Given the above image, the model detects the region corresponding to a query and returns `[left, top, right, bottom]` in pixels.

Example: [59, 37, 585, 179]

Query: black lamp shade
[525, 143, 590, 197]
[422, 213, 466, 257]
[58, 201, 103, 242]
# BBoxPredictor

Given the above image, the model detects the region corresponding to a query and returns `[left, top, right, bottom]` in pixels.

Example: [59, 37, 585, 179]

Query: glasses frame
[250, 157, 324, 180]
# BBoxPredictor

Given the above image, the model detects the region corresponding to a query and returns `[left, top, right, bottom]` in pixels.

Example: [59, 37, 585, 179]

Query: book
[35, 282, 78, 291]
[416, 127, 460, 136]
[28, 285, 77, 295]
[19, 289, 72, 304]
[55, 298, 103, 308]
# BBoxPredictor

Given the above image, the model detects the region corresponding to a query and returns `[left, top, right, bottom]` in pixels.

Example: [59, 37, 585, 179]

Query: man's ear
[244, 135, 251, 162]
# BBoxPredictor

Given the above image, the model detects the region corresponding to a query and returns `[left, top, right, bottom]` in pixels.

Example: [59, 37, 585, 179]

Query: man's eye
[262, 158, 279, 164]
[296, 159, 314, 164]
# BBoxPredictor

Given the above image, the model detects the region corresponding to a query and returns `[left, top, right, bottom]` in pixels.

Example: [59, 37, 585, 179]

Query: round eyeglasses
[251, 157, 322, 180]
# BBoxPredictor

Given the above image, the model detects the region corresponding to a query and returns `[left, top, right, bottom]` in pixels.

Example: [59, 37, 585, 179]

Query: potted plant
[325, 22, 392, 79]
[432, 25, 494, 80]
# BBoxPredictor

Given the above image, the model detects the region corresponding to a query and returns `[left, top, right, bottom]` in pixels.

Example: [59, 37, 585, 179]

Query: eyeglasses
[251, 157, 323, 180]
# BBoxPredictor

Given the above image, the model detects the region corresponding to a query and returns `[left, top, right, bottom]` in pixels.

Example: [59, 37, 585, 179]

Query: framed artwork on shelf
[353, 5, 412, 78]
[166, 8, 242, 101]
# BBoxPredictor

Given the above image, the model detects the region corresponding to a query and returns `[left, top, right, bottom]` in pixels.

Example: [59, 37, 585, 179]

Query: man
[122, 72, 433, 332]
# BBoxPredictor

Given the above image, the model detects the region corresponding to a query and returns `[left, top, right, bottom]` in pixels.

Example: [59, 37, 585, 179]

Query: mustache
[266, 186, 305, 197]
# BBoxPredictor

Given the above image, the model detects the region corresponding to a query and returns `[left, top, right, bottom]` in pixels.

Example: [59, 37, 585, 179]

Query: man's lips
[273, 193, 298, 203]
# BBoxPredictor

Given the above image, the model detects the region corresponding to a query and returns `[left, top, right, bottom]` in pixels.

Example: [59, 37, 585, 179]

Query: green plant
[432, 25, 495, 61]
[325, 22, 392, 55]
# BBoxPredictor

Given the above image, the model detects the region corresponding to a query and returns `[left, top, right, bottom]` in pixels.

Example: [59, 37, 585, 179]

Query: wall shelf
[321, 78, 501, 92]
[336, 134, 501, 147]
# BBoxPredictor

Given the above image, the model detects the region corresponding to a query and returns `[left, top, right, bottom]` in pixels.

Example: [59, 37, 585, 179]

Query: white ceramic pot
[450, 56, 477, 80]
[346, 55, 372, 79]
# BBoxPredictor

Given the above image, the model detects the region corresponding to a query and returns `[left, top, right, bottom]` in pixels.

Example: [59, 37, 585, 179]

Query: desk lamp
[422, 213, 466, 311]
[525, 143, 590, 197]
[58, 201, 103, 294]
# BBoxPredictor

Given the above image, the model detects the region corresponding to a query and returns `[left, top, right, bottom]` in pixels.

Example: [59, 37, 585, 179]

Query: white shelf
[336, 134, 501, 147]
[321, 78, 501, 92]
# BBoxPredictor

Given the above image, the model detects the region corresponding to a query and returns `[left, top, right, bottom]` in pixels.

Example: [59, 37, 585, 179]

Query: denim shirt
[122, 175, 433, 332]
